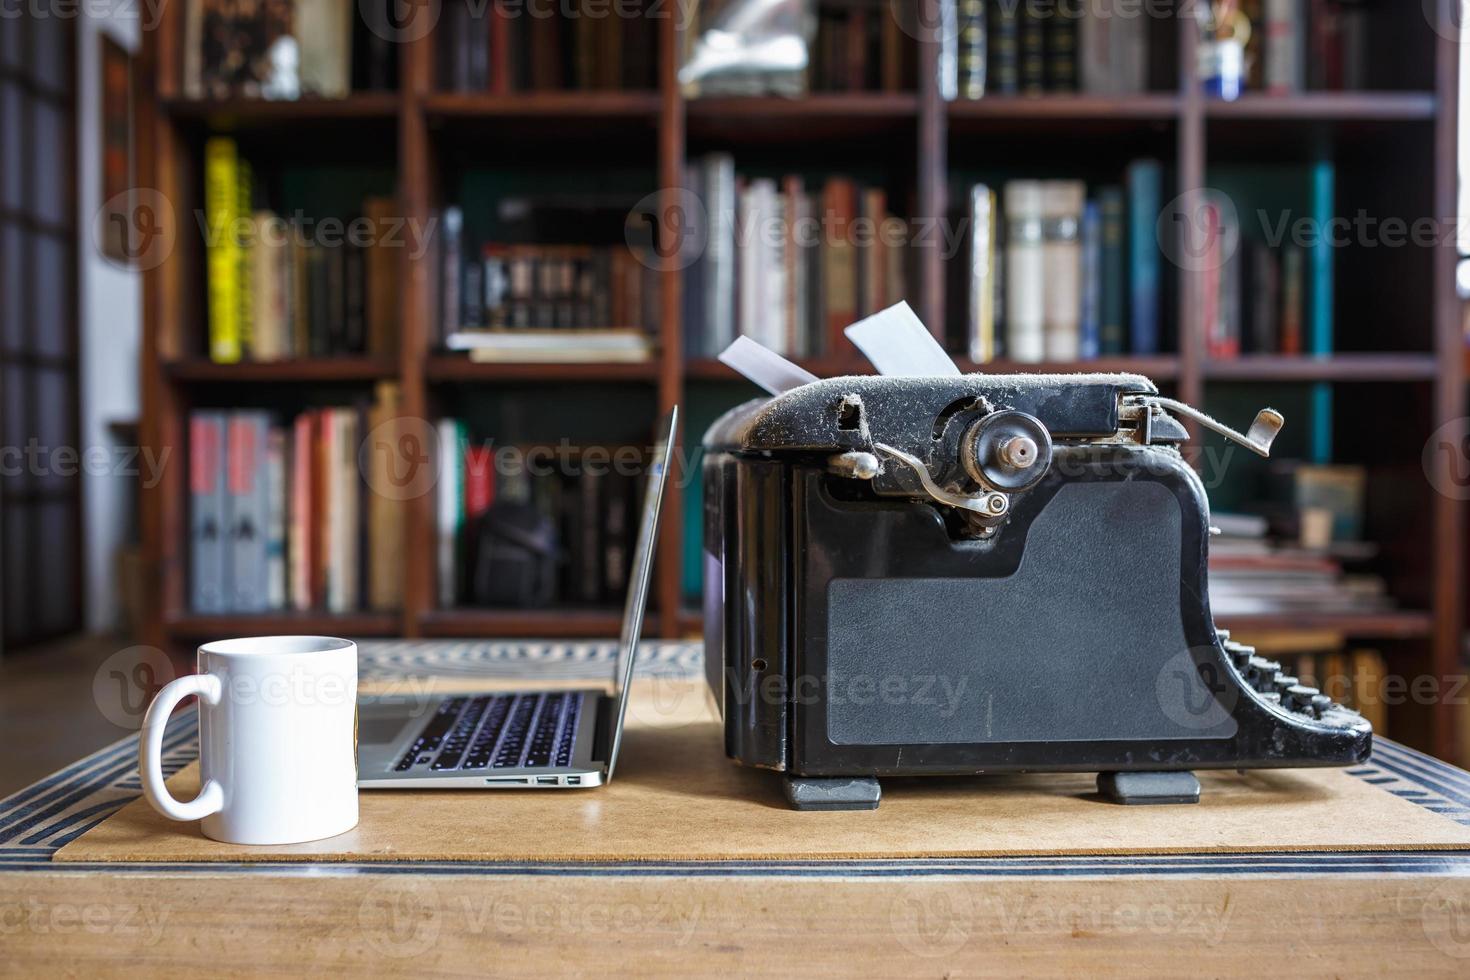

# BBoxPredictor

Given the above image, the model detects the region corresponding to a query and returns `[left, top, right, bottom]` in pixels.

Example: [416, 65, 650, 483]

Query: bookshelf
[137, 3, 1464, 761]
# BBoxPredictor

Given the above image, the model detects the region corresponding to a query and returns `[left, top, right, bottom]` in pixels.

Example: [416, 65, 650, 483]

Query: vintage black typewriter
[701, 371, 1372, 810]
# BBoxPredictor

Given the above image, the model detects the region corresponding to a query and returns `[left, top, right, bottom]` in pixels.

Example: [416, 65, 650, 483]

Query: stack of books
[683, 154, 908, 360]
[949, 0, 1152, 99]
[1244, 0, 1378, 94]
[1199, 165, 1335, 361]
[434, 420, 644, 609]
[1207, 510, 1390, 618]
[436, 208, 659, 362]
[808, 0, 916, 92]
[963, 160, 1163, 363]
[203, 138, 401, 363]
[437, 0, 658, 93]
[188, 383, 404, 615]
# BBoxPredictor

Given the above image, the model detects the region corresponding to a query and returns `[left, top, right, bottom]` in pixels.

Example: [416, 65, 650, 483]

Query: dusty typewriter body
[701, 372, 1372, 810]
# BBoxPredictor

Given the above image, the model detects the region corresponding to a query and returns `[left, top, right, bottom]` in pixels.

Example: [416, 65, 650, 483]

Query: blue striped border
[3, 640, 1470, 879]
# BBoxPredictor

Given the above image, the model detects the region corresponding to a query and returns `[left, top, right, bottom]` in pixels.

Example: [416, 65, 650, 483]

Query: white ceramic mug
[138, 636, 359, 845]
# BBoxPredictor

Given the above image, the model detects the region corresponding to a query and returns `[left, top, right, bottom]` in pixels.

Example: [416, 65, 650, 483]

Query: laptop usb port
[537, 776, 558, 785]
[566, 776, 581, 785]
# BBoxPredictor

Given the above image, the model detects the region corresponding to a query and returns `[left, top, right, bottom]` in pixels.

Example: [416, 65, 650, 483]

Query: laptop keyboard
[392, 693, 581, 773]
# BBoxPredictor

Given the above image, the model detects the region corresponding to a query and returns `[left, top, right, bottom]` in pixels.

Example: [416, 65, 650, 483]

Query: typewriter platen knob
[962, 410, 1054, 493]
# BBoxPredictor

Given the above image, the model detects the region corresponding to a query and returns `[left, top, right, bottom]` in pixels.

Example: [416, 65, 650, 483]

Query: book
[325, 409, 360, 613]
[957, 0, 987, 99]
[967, 184, 998, 363]
[1098, 186, 1126, 355]
[1281, 243, 1305, 354]
[290, 412, 315, 611]
[1046, 0, 1080, 92]
[822, 177, 860, 353]
[1265, 0, 1306, 94]
[1018, 0, 1046, 94]
[988, 0, 1020, 95]
[1040, 181, 1085, 360]
[296, 0, 353, 98]
[363, 197, 401, 358]
[436, 419, 465, 608]
[1309, 159, 1335, 463]
[366, 382, 404, 611]
[1079, 200, 1101, 360]
[189, 411, 228, 612]
[1079, 1, 1149, 94]
[1003, 181, 1045, 362]
[204, 138, 242, 364]
[265, 426, 287, 610]
[1126, 159, 1162, 355]
[226, 411, 271, 612]
[250, 211, 287, 361]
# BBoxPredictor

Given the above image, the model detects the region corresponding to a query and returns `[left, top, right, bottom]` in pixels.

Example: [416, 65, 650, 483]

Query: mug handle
[139, 673, 225, 822]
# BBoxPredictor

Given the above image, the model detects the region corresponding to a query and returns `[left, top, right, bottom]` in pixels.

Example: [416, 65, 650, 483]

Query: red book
[490, 0, 511, 95]
[464, 445, 496, 519]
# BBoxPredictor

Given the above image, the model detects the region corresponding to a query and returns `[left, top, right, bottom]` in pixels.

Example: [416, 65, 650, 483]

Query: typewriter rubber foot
[783, 776, 882, 811]
[1097, 771, 1201, 805]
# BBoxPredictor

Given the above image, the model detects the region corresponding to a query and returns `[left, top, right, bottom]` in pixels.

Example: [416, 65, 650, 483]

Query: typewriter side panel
[787, 446, 1372, 778]
[703, 449, 790, 771]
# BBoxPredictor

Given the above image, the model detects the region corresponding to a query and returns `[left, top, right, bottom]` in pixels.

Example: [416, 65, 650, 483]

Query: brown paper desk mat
[55, 679, 1470, 864]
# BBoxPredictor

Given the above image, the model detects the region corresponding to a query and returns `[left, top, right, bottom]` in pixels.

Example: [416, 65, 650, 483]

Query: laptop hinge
[592, 694, 616, 767]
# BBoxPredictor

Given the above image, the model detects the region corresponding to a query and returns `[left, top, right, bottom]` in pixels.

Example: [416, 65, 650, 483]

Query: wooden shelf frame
[137, 2, 1464, 759]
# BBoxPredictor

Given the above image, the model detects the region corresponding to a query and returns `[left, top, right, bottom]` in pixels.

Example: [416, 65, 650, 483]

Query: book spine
[988, 0, 1019, 95]
[265, 425, 287, 610]
[436, 419, 464, 608]
[189, 411, 228, 612]
[1310, 158, 1335, 463]
[1126, 159, 1161, 355]
[1079, 199, 1101, 360]
[822, 178, 859, 351]
[441, 206, 464, 342]
[250, 211, 283, 361]
[236, 159, 254, 360]
[1095, 187, 1124, 355]
[958, 0, 987, 99]
[1280, 243, 1304, 354]
[226, 411, 270, 612]
[967, 185, 997, 362]
[204, 138, 241, 364]
[1250, 243, 1280, 354]
[1040, 181, 1085, 361]
[290, 411, 314, 611]
[1018, 1, 1046, 95]
[368, 383, 404, 611]
[464, 445, 496, 520]
[578, 471, 602, 603]
[1202, 200, 1223, 358]
[705, 154, 737, 353]
[326, 410, 360, 613]
[1265, 0, 1304, 95]
[1003, 181, 1045, 362]
[1046, 0, 1079, 93]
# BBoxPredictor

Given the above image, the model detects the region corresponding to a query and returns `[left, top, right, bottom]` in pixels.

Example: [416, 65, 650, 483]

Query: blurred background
[2, 0, 1469, 792]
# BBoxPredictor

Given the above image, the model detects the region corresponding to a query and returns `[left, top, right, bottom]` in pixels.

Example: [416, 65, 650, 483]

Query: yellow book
[203, 138, 241, 363]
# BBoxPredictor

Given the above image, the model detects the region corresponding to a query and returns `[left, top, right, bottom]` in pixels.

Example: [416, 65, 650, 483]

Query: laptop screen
[605, 407, 678, 780]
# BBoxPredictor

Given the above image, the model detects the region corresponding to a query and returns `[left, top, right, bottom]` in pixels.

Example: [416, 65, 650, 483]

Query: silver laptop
[357, 408, 676, 790]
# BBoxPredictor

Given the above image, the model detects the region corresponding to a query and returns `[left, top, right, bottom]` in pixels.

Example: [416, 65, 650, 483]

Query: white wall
[77, 4, 142, 632]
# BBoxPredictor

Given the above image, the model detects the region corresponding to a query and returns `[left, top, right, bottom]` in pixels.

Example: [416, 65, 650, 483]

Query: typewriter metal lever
[1123, 396, 1284, 458]
[873, 443, 1010, 522]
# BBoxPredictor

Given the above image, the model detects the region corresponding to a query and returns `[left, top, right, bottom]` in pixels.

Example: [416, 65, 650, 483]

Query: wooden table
[4, 640, 1470, 976]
